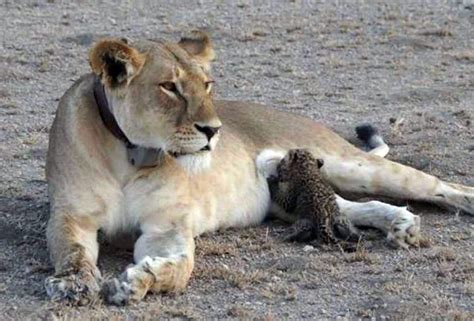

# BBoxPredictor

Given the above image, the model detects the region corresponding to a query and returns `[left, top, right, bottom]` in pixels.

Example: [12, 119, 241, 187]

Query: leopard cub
[268, 149, 358, 243]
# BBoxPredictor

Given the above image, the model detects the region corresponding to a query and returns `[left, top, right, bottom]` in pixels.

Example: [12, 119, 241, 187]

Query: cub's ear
[89, 38, 145, 88]
[316, 158, 325, 169]
[178, 30, 215, 70]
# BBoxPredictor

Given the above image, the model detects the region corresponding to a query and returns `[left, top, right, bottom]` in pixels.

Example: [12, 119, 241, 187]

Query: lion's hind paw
[386, 207, 421, 249]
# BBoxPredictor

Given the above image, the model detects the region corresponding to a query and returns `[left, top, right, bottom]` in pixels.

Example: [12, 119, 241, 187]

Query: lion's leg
[335, 195, 421, 248]
[44, 214, 101, 305]
[322, 153, 474, 215]
[103, 226, 194, 305]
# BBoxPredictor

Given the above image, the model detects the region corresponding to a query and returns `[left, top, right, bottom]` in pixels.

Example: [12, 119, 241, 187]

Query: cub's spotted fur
[269, 149, 357, 243]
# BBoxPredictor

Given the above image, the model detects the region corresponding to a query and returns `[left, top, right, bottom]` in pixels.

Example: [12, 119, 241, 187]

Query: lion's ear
[178, 30, 215, 70]
[89, 39, 145, 88]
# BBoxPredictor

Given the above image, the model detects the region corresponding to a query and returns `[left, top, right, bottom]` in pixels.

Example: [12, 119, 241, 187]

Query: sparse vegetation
[428, 246, 457, 262]
[450, 50, 474, 62]
[344, 243, 377, 265]
[420, 28, 454, 37]
[193, 263, 266, 290]
[1, 1, 472, 319]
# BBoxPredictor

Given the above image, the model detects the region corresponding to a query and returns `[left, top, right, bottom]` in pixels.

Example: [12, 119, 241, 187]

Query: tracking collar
[92, 76, 163, 167]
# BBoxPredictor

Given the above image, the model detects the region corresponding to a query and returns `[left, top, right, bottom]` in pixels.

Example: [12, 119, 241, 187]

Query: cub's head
[278, 149, 324, 180]
[89, 31, 221, 162]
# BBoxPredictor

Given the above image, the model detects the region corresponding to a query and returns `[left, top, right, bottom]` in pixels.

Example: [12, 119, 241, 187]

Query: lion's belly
[189, 168, 271, 236]
[101, 150, 271, 239]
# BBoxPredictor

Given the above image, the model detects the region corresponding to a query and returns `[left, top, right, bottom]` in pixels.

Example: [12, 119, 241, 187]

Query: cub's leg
[285, 217, 316, 243]
[44, 214, 101, 305]
[322, 153, 474, 215]
[336, 195, 420, 249]
[103, 225, 194, 305]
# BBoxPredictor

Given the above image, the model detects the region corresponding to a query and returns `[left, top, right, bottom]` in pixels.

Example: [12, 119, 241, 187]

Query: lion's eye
[159, 81, 178, 93]
[205, 80, 214, 93]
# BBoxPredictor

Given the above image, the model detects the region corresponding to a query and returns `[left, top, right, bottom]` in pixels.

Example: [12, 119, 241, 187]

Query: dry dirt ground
[1, 0, 473, 320]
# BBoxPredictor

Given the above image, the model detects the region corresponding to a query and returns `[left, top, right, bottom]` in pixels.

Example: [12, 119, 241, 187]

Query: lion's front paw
[386, 207, 421, 249]
[101, 269, 150, 305]
[102, 277, 135, 306]
[45, 268, 102, 305]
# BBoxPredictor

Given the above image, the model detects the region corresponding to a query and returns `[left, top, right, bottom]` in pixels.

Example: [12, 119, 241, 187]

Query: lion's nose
[194, 124, 221, 140]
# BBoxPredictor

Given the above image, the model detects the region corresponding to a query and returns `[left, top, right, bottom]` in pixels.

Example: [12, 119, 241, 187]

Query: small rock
[303, 245, 314, 252]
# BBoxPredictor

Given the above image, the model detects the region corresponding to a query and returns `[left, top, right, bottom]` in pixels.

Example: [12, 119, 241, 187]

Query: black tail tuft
[355, 124, 379, 144]
[355, 123, 389, 157]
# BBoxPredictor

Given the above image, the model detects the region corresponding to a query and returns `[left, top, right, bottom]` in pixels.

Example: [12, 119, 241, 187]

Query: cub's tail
[355, 124, 389, 158]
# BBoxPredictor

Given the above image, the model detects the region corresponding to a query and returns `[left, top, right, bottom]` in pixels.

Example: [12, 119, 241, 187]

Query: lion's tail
[355, 124, 389, 158]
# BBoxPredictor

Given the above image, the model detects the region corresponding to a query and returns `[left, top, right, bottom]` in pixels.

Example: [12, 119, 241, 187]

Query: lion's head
[89, 31, 221, 161]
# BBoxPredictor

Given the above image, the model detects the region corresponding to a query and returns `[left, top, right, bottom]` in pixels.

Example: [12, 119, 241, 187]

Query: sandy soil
[0, 0, 473, 320]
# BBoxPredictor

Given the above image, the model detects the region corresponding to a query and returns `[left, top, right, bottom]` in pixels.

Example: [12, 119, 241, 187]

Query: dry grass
[338, 20, 361, 33]
[161, 305, 200, 320]
[227, 306, 275, 321]
[427, 246, 457, 262]
[195, 237, 238, 257]
[417, 236, 433, 248]
[343, 243, 376, 265]
[194, 264, 266, 290]
[460, 261, 474, 276]
[445, 310, 474, 321]
[227, 305, 253, 318]
[449, 50, 474, 62]
[461, 279, 474, 295]
[1, 1, 474, 319]
[383, 280, 404, 295]
[420, 28, 454, 37]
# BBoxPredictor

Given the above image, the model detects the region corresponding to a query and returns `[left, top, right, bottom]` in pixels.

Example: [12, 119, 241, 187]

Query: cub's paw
[386, 207, 421, 249]
[333, 216, 361, 242]
[284, 218, 317, 243]
[102, 266, 151, 305]
[45, 268, 102, 305]
[285, 229, 315, 243]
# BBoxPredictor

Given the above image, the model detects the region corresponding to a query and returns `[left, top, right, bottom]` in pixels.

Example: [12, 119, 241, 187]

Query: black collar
[92, 76, 162, 167]
[93, 76, 135, 148]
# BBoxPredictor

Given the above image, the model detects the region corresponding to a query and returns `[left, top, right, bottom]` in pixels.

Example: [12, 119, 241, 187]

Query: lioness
[45, 31, 474, 305]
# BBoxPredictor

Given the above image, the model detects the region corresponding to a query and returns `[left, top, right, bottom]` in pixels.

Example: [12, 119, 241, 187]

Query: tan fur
[45, 33, 474, 305]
